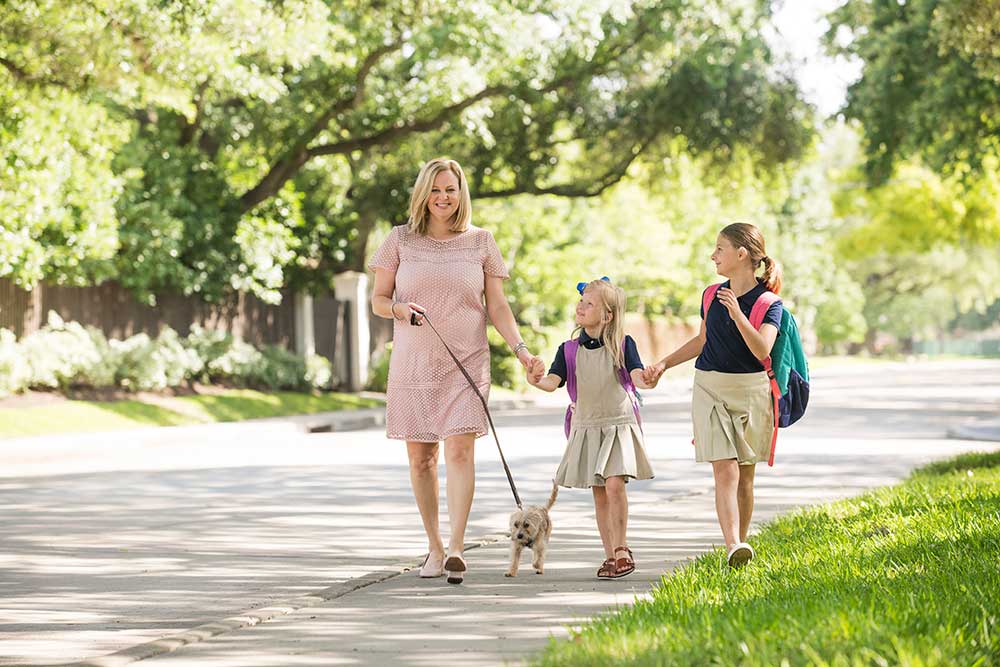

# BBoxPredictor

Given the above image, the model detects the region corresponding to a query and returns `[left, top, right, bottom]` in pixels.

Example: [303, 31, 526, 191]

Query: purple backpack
[563, 338, 643, 438]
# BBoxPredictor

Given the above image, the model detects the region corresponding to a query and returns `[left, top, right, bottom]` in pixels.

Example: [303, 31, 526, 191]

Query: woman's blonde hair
[407, 158, 473, 235]
[719, 222, 783, 294]
[575, 279, 628, 369]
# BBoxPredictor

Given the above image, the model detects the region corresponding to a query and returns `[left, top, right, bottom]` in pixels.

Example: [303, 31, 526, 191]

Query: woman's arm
[717, 287, 778, 359]
[484, 274, 541, 371]
[371, 267, 425, 323]
[370, 268, 398, 320]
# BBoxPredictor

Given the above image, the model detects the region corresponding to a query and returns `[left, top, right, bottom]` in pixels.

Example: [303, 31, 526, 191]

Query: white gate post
[334, 271, 370, 391]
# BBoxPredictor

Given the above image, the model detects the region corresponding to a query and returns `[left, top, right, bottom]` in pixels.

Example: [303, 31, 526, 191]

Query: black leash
[417, 311, 523, 509]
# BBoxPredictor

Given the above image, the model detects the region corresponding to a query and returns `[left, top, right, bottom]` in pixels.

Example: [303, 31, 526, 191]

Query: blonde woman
[368, 158, 544, 584]
[526, 278, 658, 579]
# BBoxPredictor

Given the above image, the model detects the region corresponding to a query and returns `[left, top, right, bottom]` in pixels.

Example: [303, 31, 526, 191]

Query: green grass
[535, 451, 1000, 667]
[0, 390, 382, 438]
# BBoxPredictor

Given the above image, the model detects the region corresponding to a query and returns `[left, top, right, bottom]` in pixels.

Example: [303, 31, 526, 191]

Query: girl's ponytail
[761, 255, 783, 295]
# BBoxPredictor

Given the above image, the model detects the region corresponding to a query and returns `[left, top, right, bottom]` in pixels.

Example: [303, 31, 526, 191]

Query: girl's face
[427, 170, 460, 223]
[575, 288, 609, 329]
[711, 234, 746, 277]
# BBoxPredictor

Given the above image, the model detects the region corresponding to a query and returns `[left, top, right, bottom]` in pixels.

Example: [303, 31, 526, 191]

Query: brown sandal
[596, 557, 616, 579]
[611, 546, 635, 578]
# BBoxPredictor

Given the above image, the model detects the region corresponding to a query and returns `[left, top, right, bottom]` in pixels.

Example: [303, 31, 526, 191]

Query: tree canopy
[1, 0, 812, 303]
[825, 0, 1000, 185]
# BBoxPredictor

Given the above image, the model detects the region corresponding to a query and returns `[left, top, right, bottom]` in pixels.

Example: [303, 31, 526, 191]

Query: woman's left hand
[518, 349, 543, 374]
[716, 288, 744, 321]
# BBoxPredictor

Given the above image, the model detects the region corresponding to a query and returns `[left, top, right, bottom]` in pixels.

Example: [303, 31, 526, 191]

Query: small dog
[505, 482, 559, 577]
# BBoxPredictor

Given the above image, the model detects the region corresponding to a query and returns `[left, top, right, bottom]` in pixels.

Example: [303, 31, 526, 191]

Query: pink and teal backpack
[703, 284, 810, 465]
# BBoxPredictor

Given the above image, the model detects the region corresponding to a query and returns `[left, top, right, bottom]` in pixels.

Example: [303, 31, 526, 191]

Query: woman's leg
[711, 459, 741, 549]
[407, 441, 445, 558]
[737, 463, 756, 542]
[605, 476, 629, 550]
[592, 486, 614, 559]
[443, 433, 476, 555]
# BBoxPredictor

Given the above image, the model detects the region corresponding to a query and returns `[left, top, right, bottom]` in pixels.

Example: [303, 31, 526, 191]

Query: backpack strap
[616, 339, 643, 432]
[748, 290, 780, 331]
[748, 291, 782, 467]
[563, 339, 579, 438]
[702, 283, 723, 319]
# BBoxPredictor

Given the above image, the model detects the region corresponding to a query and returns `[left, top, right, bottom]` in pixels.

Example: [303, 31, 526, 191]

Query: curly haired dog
[505, 482, 559, 576]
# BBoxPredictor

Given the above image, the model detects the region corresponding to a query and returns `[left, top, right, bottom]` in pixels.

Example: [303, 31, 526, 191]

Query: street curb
[297, 397, 538, 433]
[947, 420, 1000, 442]
[62, 533, 509, 667]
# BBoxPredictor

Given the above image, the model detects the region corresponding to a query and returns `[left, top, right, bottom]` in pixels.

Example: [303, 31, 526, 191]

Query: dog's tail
[545, 480, 559, 510]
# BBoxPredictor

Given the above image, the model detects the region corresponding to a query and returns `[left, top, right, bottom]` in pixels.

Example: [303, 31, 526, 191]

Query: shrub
[21, 312, 116, 389]
[366, 341, 391, 393]
[0, 328, 31, 396]
[113, 327, 203, 391]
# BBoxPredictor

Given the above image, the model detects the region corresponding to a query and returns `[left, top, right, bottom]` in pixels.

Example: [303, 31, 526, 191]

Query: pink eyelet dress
[368, 224, 509, 442]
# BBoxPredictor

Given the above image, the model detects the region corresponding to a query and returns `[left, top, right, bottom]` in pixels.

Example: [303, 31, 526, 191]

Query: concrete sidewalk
[2, 359, 998, 666]
[49, 439, 998, 667]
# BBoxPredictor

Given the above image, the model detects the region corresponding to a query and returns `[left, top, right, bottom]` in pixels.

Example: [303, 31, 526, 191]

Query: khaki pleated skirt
[553, 344, 654, 489]
[692, 369, 773, 465]
[554, 417, 654, 488]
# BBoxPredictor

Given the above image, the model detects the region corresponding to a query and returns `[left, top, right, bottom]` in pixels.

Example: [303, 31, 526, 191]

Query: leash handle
[419, 312, 523, 509]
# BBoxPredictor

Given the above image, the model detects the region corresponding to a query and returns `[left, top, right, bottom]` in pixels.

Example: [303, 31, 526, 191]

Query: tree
[2, 0, 813, 303]
[832, 149, 1000, 348]
[825, 0, 1000, 185]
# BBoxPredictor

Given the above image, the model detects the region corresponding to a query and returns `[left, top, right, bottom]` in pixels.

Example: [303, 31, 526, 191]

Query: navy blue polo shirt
[696, 280, 782, 374]
[548, 331, 644, 388]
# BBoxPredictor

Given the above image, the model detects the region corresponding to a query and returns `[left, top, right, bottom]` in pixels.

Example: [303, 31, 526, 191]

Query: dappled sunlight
[1, 362, 998, 664]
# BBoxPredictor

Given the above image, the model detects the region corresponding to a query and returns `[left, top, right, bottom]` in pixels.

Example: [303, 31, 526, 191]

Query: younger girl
[647, 223, 783, 568]
[526, 278, 658, 579]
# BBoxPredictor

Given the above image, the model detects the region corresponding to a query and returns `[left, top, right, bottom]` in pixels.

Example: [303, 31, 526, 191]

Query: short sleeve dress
[367, 225, 509, 442]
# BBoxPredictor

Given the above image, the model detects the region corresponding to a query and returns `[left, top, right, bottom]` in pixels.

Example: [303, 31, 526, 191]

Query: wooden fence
[0, 277, 394, 389]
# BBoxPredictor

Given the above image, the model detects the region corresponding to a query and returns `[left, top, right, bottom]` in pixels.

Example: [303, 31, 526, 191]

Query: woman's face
[711, 234, 744, 277]
[427, 170, 460, 223]
[575, 288, 608, 329]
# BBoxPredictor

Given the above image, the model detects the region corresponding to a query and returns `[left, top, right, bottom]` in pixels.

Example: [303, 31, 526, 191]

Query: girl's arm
[527, 372, 562, 392]
[717, 287, 779, 359]
[648, 318, 707, 378]
[484, 275, 543, 373]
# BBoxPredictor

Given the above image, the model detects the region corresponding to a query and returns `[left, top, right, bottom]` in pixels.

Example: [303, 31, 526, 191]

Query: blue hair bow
[576, 276, 611, 295]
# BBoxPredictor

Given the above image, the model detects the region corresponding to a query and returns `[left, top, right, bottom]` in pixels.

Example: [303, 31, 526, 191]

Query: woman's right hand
[394, 302, 425, 325]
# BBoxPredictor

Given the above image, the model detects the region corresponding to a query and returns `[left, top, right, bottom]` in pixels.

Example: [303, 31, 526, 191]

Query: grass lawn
[535, 451, 1000, 667]
[0, 390, 383, 439]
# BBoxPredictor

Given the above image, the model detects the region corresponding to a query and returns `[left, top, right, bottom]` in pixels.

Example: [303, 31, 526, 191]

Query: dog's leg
[531, 542, 546, 574]
[505, 542, 522, 577]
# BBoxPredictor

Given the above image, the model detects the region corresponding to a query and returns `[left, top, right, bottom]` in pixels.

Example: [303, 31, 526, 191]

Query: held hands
[516, 348, 545, 386]
[641, 361, 665, 388]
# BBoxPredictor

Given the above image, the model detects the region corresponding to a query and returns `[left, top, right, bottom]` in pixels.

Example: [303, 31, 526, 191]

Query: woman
[368, 157, 544, 584]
